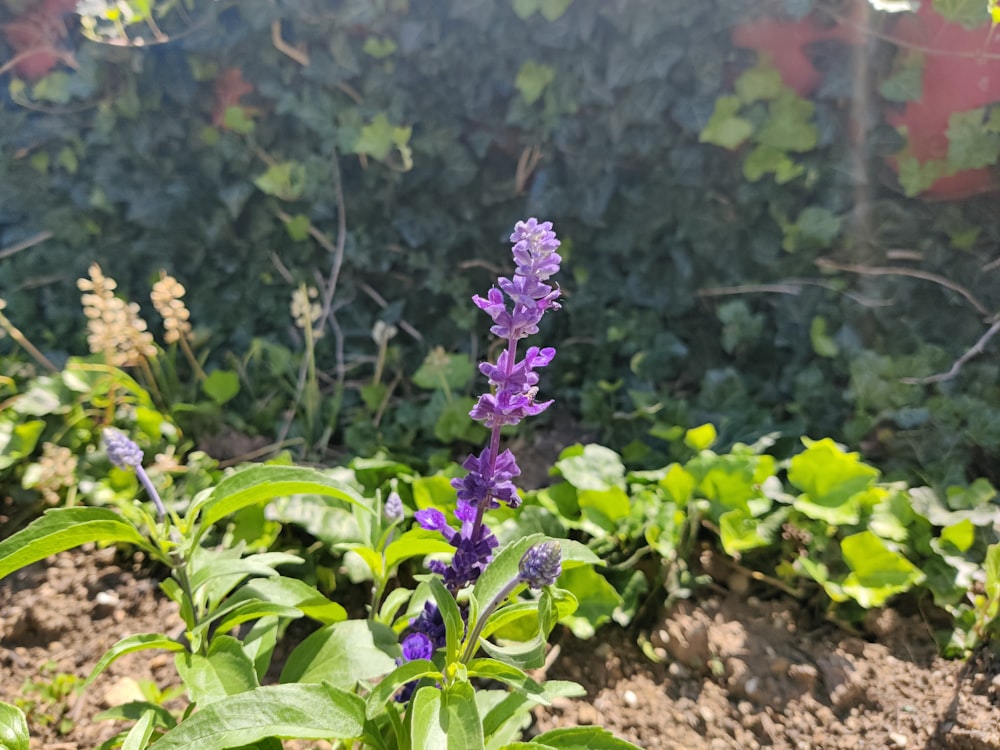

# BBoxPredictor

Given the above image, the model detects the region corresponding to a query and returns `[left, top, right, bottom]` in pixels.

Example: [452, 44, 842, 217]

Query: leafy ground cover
[2, 547, 998, 749]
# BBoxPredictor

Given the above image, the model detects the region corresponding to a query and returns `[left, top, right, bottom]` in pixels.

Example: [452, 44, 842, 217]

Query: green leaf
[810, 316, 839, 359]
[363, 36, 398, 58]
[231, 576, 347, 625]
[895, 153, 946, 197]
[189, 465, 371, 529]
[718, 508, 770, 555]
[222, 106, 255, 134]
[85, 634, 187, 688]
[253, 161, 307, 201]
[578, 486, 631, 529]
[0, 508, 149, 581]
[120, 709, 156, 750]
[211, 601, 304, 636]
[146, 684, 365, 749]
[530, 726, 643, 749]
[554, 445, 625, 490]
[411, 347, 475, 391]
[352, 113, 412, 161]
[743, 143, 804, 183]
[0, 419, 45, 471]
[933, 0, 989, 27]
[683, 423, 717, 451]
[0, 701, 29, 750]
[175, 636, 259, 707]
[840, 531, 926, 607]
[515, 61, 556, 105]
[939, 518, 976, 553]
[385, 528, 456, 569]
[784, 207, 843, 253]
[555, 566, 621, 639]
[659, 463, 695, 505]
[284, 213, 311, 241]
[410, 682, 484, 750]
[201, 369, 240, 405]
[757, 92, 817, 152]
[879, 56, 924, 103]
[947, 108, 1000, 171]
[280, 620, 397, 689]
[428, 576, 465, 665]
[365, 660, 441, 720]
[466, 659, 548, 703]
[483, 681, 584, 740]
[735, 62, 784, 103]
[788, 438, 879, 525]
[699, 96, 753, 150]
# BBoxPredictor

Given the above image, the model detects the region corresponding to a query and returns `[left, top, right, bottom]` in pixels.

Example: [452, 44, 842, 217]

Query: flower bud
[518, 540, 562, 589]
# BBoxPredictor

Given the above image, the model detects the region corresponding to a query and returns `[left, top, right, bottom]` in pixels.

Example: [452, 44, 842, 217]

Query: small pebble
[622, 689, 638, 708]
[889, 732, 908, 747]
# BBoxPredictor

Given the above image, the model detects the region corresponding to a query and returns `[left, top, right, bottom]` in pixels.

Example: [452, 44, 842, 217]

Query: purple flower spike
[397, 218, 562, 684]
[104, 428, 144, 469]
[519, 541, 562, 589]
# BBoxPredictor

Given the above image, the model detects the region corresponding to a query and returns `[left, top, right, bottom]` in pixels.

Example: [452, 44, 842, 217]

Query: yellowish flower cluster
[150, 272, 193, 344]
[290, 285, 324, 339]
[31, 442, 78, 505]
[77, 264, 156, 367]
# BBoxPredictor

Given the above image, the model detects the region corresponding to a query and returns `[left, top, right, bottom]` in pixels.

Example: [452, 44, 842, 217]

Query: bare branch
[901, 319, 1000, 385]
[0, 230, 53, 260]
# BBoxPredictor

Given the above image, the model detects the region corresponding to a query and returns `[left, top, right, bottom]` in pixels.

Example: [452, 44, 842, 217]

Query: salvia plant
[0, 220, 640, 750]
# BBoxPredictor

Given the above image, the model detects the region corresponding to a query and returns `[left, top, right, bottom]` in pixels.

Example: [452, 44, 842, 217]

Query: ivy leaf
[411, 347, 475, 391]
[699, 95, 752, 149]
[735, 63, 784, 104]
[756, 92, 816, 152]
[352, 113, 412, 161]
[810, 316, 839, 359]
[840, 530, 926, 607]
[515, 61, 556, 105]
[202, 369, 240, 405]
[933, 0, 989, 28]
[895, 153, 946, 196]
[743, 144, 804, 183]
[253, 161, 306, 201]
[879, 55, 924, 103]
[788, 438, 878, 524]
[947, 108, 1000, 171]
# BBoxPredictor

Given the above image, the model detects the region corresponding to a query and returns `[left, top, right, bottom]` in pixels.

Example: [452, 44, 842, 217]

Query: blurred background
[2, 0, 1000, 487]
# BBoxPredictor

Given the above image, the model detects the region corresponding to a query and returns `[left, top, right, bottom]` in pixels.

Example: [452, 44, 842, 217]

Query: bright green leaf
[840, 531, 925, 607]
[253, 161, 307, 201]
[146, 684, 365, 749]
[0, 701, 29, 750]
[699, 95, 753, 150]
[0, 508, 150, 581]
[515, 61, 556, 105]
[684, 423, 717, 451]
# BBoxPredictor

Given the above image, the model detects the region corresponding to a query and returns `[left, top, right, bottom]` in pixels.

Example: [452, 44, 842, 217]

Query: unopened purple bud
[104, 428, 143, 469]
[518, 541, 562, 589]
[384, 491, 404, 522]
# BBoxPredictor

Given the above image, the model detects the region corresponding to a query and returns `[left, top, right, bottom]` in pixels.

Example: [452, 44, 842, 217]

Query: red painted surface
[1, 0, 78, 81]
[731, 11, 862, 96]
[886, 4, 1000, 198]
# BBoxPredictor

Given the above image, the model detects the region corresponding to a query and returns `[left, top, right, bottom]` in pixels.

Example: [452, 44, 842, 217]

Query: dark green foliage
[2, 0, 1000, 484]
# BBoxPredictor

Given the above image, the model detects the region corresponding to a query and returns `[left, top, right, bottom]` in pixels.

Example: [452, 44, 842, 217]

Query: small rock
[102, 676, 144, 708]
[622, 689, 638, 708]
[889, 732, 908, 747]
[576, 703, 599, 725]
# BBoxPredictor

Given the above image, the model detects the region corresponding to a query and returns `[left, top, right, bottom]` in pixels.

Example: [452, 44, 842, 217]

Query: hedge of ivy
[2, 0, 1000, 486]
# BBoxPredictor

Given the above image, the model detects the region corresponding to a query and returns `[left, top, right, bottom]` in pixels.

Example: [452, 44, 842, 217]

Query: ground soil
[2, 548, 998, 750]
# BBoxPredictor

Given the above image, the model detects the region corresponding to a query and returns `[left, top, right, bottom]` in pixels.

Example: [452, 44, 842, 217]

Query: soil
[1, 548, 999, 750]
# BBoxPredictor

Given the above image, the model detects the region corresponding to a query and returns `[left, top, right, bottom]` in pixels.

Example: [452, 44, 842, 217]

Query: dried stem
[816, 258, 991, 318]
[0, 231, 53, 260]
[901, 318, 1000, 385]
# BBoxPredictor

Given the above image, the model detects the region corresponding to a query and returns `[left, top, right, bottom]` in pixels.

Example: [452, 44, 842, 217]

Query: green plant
[13, 661, 83, 737]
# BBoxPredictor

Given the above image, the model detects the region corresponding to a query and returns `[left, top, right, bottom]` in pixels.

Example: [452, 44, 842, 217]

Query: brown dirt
[2, 549, 999, 750]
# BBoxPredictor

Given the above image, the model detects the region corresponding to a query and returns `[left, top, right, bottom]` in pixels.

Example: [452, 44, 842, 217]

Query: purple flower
[401, 632, 434, 661]
[397, 218, 562, 687]
[519, 541, 562, 589]
[384, 491, 404, 522]
[104, 428, 144, 469]
[102, 429, 166, 519]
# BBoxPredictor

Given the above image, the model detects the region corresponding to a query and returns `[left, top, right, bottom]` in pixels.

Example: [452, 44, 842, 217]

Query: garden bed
[2, 548, 997, 750]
